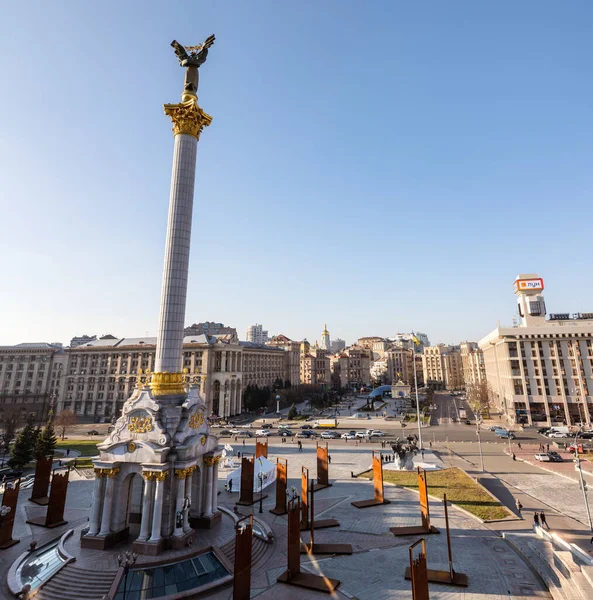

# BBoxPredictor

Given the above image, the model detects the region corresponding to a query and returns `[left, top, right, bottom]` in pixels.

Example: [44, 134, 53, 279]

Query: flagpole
[412, 336, 423, 450]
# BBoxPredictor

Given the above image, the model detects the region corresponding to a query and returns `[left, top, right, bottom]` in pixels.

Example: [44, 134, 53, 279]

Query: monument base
[132, 537, 166, 556]
[236, 493, 267, 507]
[167, 531, 195, 550]
[0, 539, 19, 550]
[277, 570, 340, 593]
[405, 567, 468, 587]
[390, 525, 439, 537]
[26, 517, 67, 529]
[300, 518, 339, 531]
[80, 527, 130, 550]
[312, 483, 332, 493]
[190, 511, 222, 530]
[351, 498, 391, 509]
[269, 506, 288, 516]
[29, 496, 49, 506]
[300, 543, 352, 555]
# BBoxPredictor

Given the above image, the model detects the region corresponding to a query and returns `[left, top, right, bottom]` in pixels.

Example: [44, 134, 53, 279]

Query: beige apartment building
[480, 274, 593, 427]
[300, 347, 331, 386]
[329, 345, 371, 389]
[0, 343, 67, 421]
[460, 342, 486, 387]
[268, 334, 301, 386]
[386, 347, 414, 384]
[422, 345, 464, 390]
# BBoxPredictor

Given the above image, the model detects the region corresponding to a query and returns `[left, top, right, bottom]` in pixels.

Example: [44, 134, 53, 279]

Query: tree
[467, 381, 491, 418]
[287, 404, 298, 420]
[54, 410, 77, 440]
[36, 423, 57, 458]
[9, 422, 36, 469]
[0, 409, 20, 452]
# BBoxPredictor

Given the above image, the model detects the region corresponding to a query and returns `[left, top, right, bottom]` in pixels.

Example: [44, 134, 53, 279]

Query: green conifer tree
[9, 423, 35, 469]
[35, 423, 58, 459]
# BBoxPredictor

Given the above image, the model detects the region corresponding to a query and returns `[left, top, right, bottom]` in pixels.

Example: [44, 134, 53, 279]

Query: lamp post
[573, 427, 593, 532]
[117, 550, 138, 600]
[476, 412, 484, 473]
[258, 472, 264, 513]
[276, 394, 281, 414]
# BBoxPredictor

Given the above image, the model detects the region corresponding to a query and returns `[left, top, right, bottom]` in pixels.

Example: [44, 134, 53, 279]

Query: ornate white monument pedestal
[82, 36, 219, 555]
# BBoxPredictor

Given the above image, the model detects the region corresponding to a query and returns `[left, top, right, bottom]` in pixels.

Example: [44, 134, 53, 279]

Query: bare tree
[53, 410, 77, 440]
[467, 381, 491, 418]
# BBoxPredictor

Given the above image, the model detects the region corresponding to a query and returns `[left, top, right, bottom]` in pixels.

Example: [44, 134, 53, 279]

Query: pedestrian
[546, 444, 550, 452]
[228, 478, 233, 493]
[516, 499, 523, 515]
[512, 453, 516, 461]
[429, 441, 432, 449]
[237, 451, 241, 459]
[540, 511, 549, 529]
[421, 450, 425, 459]
[517, 442, 522, 450]
[328, 455, 331, 464]
[242, 439, 245, 446]
[534, 513, 540, 528]
[66, 449, 70, 457]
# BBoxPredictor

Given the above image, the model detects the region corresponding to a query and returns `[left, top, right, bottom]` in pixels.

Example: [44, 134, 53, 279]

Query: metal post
[476, 413, 484, 473]
[413, 348, 423, 450]
[258, 473, 263, 514]
[574, 429, 593, 531]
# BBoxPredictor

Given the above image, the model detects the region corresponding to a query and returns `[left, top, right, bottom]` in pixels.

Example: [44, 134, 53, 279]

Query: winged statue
[171, 35, 215, 97]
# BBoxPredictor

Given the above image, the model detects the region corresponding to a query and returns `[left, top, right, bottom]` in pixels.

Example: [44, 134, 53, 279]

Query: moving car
[535, 453, 551, 462]
[279, 429, 294, 437]
[255, 429, 270, 437]
[547, 452, 563, 462]
[87, 429, 100, 436]
[547, 431, 567, 438]
[464, 420, 472, 425]
[296, 431, 313, 439]
[236, 431, 253, 438]
[495, 429, 516, 439]
[537, 427, 551, 434]
[341, 432, 357, 440]
[369, 430, 385, 438]
[320, 431, 340, 439]
[300, 424, 313, 430]
[218, 429, 232, 436]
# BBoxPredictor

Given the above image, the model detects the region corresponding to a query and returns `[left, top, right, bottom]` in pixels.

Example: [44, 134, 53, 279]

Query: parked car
[537, 427, 551, 434]
[369, 430, 385, 438]
[296, 431, 313, 439]
[577, 432, 593, 439]
[341, 432, 357, 440]
[547, 452, 563, 462]
[354, 431, 367, 439]
[279, 429, 294, 437]
[321, 431, 340, 439]
[218, 429, 232, 436]
[300, 424, 313, 430]
[255, 429, 270, 437]
[237, 431, 253, 438]
[547, 431, 567, 438]
[87, 429, 100, 436]
[535, 453, 551, 462]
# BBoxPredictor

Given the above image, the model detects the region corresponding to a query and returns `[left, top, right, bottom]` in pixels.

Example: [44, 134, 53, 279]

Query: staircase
[504, 532, 593, 600]
[35, 564, 117, 600]
[219, 536, 272, 570]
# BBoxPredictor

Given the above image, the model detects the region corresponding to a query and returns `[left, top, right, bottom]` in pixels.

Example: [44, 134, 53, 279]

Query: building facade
[460, 342, 486, 388]
[386, 347, 414, 384]
[184, 322, 238, 340]
[300, 347, 331, 386]
[245, 324, 268, 344]
[422, 344, 464, 390]
[480, 274, 593, 427]
[268, 335, 301, 386]
[329, 345, 372, 389]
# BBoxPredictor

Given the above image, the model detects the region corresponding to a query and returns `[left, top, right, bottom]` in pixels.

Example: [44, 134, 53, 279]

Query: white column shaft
[88, 476, 105, 536]
[183, 474, 192, 533]
[149, 477, 165, 542]
[173, 475, 186, 537]
[99, 477, 115, 536]
[211, 461, 219, 513]
[154, 134, 198, 373]
[137, 477, 154, 541]
[203, 466, 213, 517]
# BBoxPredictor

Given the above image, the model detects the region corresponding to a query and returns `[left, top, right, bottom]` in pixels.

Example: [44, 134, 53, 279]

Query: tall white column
[154, 133, 198, 373]
[203, 462, 214, 517]
[173, 469, 188, 537]
[194, 466, 204, 516]
[148, 472, 167, 543]
[88, 472, 105, 536]
[137, 473, 155, 542]
[99, 468, 119, 536]
[211, 459, 219, 513]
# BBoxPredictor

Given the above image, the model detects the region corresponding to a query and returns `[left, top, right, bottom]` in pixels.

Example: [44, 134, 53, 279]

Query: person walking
[517, 442, 522, 450]
[228, 478, 233, 494]
[515, 499, 523, 516]
[546, 443, 550, 452]
[242, 439, 245, 447]
[534, 513, 540, 528]
[540, 511, 549, 529]
[512, 452, 516, 461]
[328, 455, 331, 464]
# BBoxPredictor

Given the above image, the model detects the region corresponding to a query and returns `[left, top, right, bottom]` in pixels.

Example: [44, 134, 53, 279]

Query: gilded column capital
[94, 468, 106, 478]
[203, 455, 221, 467]
[150, 371, 186, 396]
[142, 471, 156, 481]
[164, 99, 212, 140]
[174, 468, 192, 479]
[153, 471, 169, 482]
[99, 467, 120, 479]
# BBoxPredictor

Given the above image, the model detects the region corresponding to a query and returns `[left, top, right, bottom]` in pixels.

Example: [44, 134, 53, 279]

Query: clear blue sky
[1, 1, 592, 347]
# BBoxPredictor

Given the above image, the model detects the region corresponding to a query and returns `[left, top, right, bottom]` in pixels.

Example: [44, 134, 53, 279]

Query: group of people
[515, 499, 550, 530]
[538, 443, 550, 453]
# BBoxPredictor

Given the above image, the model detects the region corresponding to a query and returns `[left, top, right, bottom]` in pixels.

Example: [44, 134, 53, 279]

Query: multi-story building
[300, 347, 331, 386]
[460, 342, 486, 387]
[386, 347, 414, 384]
[55, 334, 288, 421]
[329, 345, 372, 389]
[268, 335, 301, 386]
[246, 324, 268, 344]
[330, 338, 346, 353]
[0, 343, 66, 421]
[69, 335, 97, 348]
[480, 274, 593, 427]
[184, 322, 238, 340]
[370, 356, 389, 384]
[422, 344, 464, 390]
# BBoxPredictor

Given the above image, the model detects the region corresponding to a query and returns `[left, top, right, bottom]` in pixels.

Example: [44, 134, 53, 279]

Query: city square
[1, 2, 593, 599]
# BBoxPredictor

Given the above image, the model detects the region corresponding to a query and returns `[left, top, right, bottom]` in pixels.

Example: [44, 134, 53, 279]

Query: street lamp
[276, 395, 281, 414]
[475, 412, 484, 473]
[573, 427, 593, 532]
[258, 472, 264, 513]
[117, 550, 138, 600]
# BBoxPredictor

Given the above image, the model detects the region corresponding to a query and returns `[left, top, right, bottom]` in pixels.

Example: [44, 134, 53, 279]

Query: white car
[229, 429, 240, 435]
[341, 432, 357, 440]
[534, 453, 551, 461]
[354, 431, 367, 439]
[255, 429, 270, 437]
[370, 430, 385, 438]
[547, 431, 567, 438]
